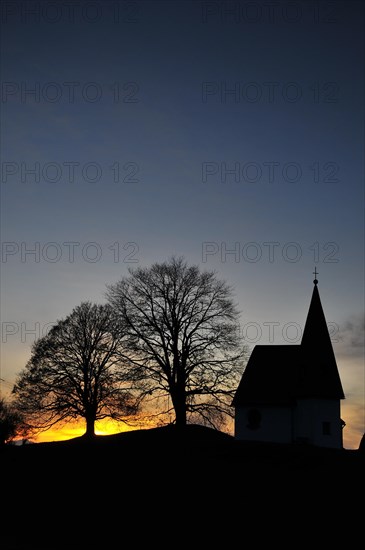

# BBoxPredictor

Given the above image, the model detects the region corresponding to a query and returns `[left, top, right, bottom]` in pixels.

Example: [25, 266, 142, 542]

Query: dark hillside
[1, 425, 363, 549]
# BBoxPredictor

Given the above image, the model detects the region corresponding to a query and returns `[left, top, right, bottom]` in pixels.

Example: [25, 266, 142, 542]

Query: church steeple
[301, 269, 328, 347]
[300, 271, 345, 399]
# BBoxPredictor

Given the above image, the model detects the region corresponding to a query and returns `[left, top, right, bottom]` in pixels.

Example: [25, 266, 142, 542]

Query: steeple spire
[300, 276, 345, 399]
[313, 267, 318, 285]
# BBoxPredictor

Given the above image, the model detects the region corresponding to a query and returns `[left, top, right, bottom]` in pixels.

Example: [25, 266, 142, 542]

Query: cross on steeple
[313, 267, 319, 285]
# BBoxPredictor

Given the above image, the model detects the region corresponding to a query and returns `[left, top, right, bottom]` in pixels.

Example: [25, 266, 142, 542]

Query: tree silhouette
[12, 302, 137, 437]
[107, 256, 247, 428]
[0, 397, 24, 445]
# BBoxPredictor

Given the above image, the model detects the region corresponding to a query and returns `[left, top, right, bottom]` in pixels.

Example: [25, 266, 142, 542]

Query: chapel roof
[232, 278, 345, 407]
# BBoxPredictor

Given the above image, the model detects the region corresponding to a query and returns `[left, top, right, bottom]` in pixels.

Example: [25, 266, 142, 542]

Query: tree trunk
[173, 382, 187, 427]
[84, 415, 95, 437]
[175, 399, 187, 427]
[173, 350, 187, 427]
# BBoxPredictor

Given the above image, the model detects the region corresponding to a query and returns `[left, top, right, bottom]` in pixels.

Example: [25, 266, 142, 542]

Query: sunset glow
[34, 419, 140, 443]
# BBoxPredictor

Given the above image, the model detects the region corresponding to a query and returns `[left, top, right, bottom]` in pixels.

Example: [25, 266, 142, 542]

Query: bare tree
[12, 302, 138, 437]
[106, 256, 247, 429]
[0, 397, 25, 445]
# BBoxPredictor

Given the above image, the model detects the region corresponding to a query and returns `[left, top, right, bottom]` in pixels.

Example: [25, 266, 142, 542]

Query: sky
[0, 0, 364, 449]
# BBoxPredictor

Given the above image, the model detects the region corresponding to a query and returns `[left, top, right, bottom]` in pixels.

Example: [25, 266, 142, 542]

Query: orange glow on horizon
[33, 418, 149, 443]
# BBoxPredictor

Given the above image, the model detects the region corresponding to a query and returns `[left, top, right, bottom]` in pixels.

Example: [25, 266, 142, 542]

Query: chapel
[232, 273, 345, 448]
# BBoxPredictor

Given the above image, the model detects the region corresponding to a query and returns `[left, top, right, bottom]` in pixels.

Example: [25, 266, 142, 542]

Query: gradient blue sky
[1, 0, 364, 447]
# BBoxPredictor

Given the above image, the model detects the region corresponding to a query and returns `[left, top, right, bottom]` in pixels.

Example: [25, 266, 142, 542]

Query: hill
[1, 424, 363, 549]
